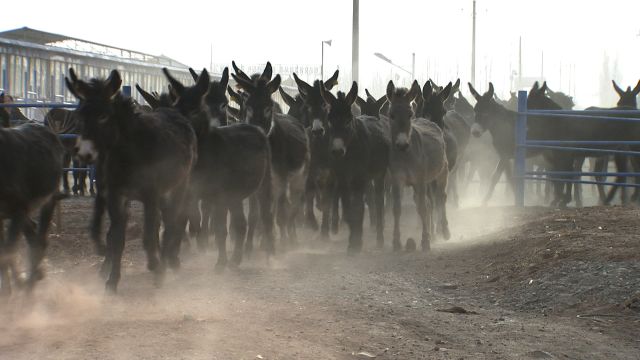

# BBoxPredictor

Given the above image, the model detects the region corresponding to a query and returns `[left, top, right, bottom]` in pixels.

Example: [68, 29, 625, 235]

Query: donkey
[163, 68, 275, 268]
[66, 69, 197, 293]
[385, 81, 448, 251]
[320, 81, 390, 253]
[232, 62, 309, 250]
[289, 71, 342, 239]
[421, 81, 461, 221]
[0, 123, 65, 295]
[44, 108, 96, 196]
[356, 89, 388, 118]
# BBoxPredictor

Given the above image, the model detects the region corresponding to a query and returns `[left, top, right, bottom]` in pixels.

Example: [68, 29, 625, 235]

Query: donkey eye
[219, 103, 227, 112]
[246, 107, 254, 118]
[264, 108, 272, 117]
[98, 116, 109, 124]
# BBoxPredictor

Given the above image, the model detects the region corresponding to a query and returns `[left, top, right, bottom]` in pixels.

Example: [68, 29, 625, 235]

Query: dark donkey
[66, 68, 197, 293]
[44, 108, 95, 196]
[163, 67, 275, 268]
[385, 81, 448, 251]
[232, 62, 309, 250]
[321, 81, 390, 253]
[288, 70, 341, 239]
[0, 123, 64, 295]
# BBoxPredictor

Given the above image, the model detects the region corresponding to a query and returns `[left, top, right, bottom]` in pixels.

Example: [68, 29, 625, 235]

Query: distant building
[0, 27, 194, 114]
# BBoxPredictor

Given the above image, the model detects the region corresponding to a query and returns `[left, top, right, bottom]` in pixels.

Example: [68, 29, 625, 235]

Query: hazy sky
[4, 0, 640, 107]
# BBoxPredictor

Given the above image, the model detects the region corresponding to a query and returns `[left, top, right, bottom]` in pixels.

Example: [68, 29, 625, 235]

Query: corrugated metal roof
[0, 27, 188, 68]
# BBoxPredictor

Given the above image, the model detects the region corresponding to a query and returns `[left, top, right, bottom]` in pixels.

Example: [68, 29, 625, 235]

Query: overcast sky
[4, 0, 640, 107]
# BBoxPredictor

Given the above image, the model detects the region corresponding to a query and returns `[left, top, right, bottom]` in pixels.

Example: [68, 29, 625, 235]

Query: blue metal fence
[514, 90, 640, 206]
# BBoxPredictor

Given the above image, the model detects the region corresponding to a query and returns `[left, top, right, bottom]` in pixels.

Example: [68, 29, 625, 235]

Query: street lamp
[321, 40, 332, 79]
[373, 52, 415, 80]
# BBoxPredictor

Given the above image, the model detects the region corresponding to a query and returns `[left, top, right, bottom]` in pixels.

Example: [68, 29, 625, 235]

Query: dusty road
[1, 198, 638, 359]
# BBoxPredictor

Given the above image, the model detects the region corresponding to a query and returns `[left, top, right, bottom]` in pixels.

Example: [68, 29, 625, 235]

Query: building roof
[0, 27, 188, 69]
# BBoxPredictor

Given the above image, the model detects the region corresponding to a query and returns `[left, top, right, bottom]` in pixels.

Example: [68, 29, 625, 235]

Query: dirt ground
[1, 196, 639, 359]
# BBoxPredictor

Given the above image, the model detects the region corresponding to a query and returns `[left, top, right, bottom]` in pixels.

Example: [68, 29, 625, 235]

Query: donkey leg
[258, 186, 276, 255]
[330, 192, 340, 235]
[25, 198, 57, 289]
[435, 172, 451, 241]
[391, 182, 402, 252]
[374, 175, 386, 248]
[246, 195, 259, 255]
[0, 215, 25, 296]
[606, 155, 628, 205]
[212, 204, 229, 271]
[594, 156, 608, 204]
[229, 200, 248, 267]
[365, 182, 376, 229]
[105, 194, 127, 294]
[304, 175, 319, 231]
[414, 183, 430, 251]
[482, 159, 505, 206]
[347, 182, 365, 255]
[142, 197, 161, 272]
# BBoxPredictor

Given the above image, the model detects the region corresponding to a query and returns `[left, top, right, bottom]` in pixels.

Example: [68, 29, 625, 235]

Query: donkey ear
[407, 80, 421, 102]
[386, 80, 395, 101]
[365, 89, 375, 101]
[487, 82, 495, 99]
[540, 81, 548, 93]
[324, 69, 339, 90]
[227, 106, 241, 121]
[422, 81, 433, 99]
[279, 87, 296, 107]
[633, 79, 640, 96]
[292, 72, 313, 98]
[65, 77, 83, 100]
[468, 83, 481, 101]
[163, 68, 186, 95]
[136, 84, 159, 109]
[227, 86, 243, 105]
[355, 95, 366, 110]
[439, 82, 453, 101]
[319, 80, 336, 104]
[106, 70, 122, 98]
[262, 61, 273, 80]
[452, 78, 461, 93]
[345, 81, 359, 105]
[231, 60, 252, 82]
[220, 67, 229, 89]
[375, 96, 388, 112]
[612, 80, 624, 96]
[189, 68, 199, 82]
[196, 68, 210, 95]
[266, 74, 281, 95]
[231, 73, 256, 92]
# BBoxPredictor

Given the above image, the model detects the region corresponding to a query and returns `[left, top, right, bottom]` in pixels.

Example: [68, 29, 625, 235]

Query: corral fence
[514, 90, 640, 206]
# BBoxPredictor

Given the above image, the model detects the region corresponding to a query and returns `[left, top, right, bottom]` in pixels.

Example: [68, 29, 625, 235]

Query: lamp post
[373, 52, 414, 80]
[321, 40, 332, 79]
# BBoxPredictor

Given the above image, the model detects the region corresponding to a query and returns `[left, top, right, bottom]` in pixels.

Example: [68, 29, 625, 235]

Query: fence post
[122, 85, 131, 98]
[514, 90, 528, 207]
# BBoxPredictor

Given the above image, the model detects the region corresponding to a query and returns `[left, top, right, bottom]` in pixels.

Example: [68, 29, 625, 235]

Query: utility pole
[471, 0, 476, 86]
[210, 43, 213, 72]
[518, 36, 522, 89]
[411, 52, 415, 80]
[541, 51, 544, 79]
[352, 0, 359, 84]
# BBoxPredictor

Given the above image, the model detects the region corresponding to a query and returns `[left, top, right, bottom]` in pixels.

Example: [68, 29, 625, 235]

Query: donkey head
[612, 80, 640, 108]
[422, 80, 453, 129]
[468, 82, 500, 137]
[190, 67, 230, 126]
[355, 89, 387, 117]
[387, 80, 421, 151]
[135, 84, 174, 110]
[232, 62, 281, 132]
[292, 69, 339, 136]
[65, 68, 123, 163]
[321, 81, 358, 157]
[279, 86, 305, 120]
[163, 68, 210, 117]
[0, 92, 10, 128]
[442, 79, 460, 111]
[528, 81, 562, 111]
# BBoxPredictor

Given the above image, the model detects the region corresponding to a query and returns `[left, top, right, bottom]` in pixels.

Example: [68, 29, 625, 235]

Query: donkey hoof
[167, 256, 180, 270]
[95, 243, 107, 257]
[441, 228, 451, 241]
[405, 238, 416, 252]
[147, 257, 160, 272]
[421, 240, 431, 252]
[214, 261, 226, 274]
[392, 240, 402, 252]
[104, 281, 118, 295]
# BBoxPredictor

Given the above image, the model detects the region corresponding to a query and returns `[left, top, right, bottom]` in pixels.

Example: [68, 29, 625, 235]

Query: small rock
[528, 350, 554, 359]
[441, 283, 458, 290]
[183, 314, 195, 322]
[435, 340, 447, 345]
[353, 351, 377, 358]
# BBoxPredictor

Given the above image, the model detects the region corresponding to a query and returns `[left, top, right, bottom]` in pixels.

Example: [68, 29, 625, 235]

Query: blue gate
[514, 90, 640, 206]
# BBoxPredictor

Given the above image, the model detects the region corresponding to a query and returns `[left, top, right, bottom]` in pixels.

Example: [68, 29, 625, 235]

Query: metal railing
[514, 90, 640, 206]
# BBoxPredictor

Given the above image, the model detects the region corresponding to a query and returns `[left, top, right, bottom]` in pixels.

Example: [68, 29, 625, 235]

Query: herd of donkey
[1, 60, 639, 294]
